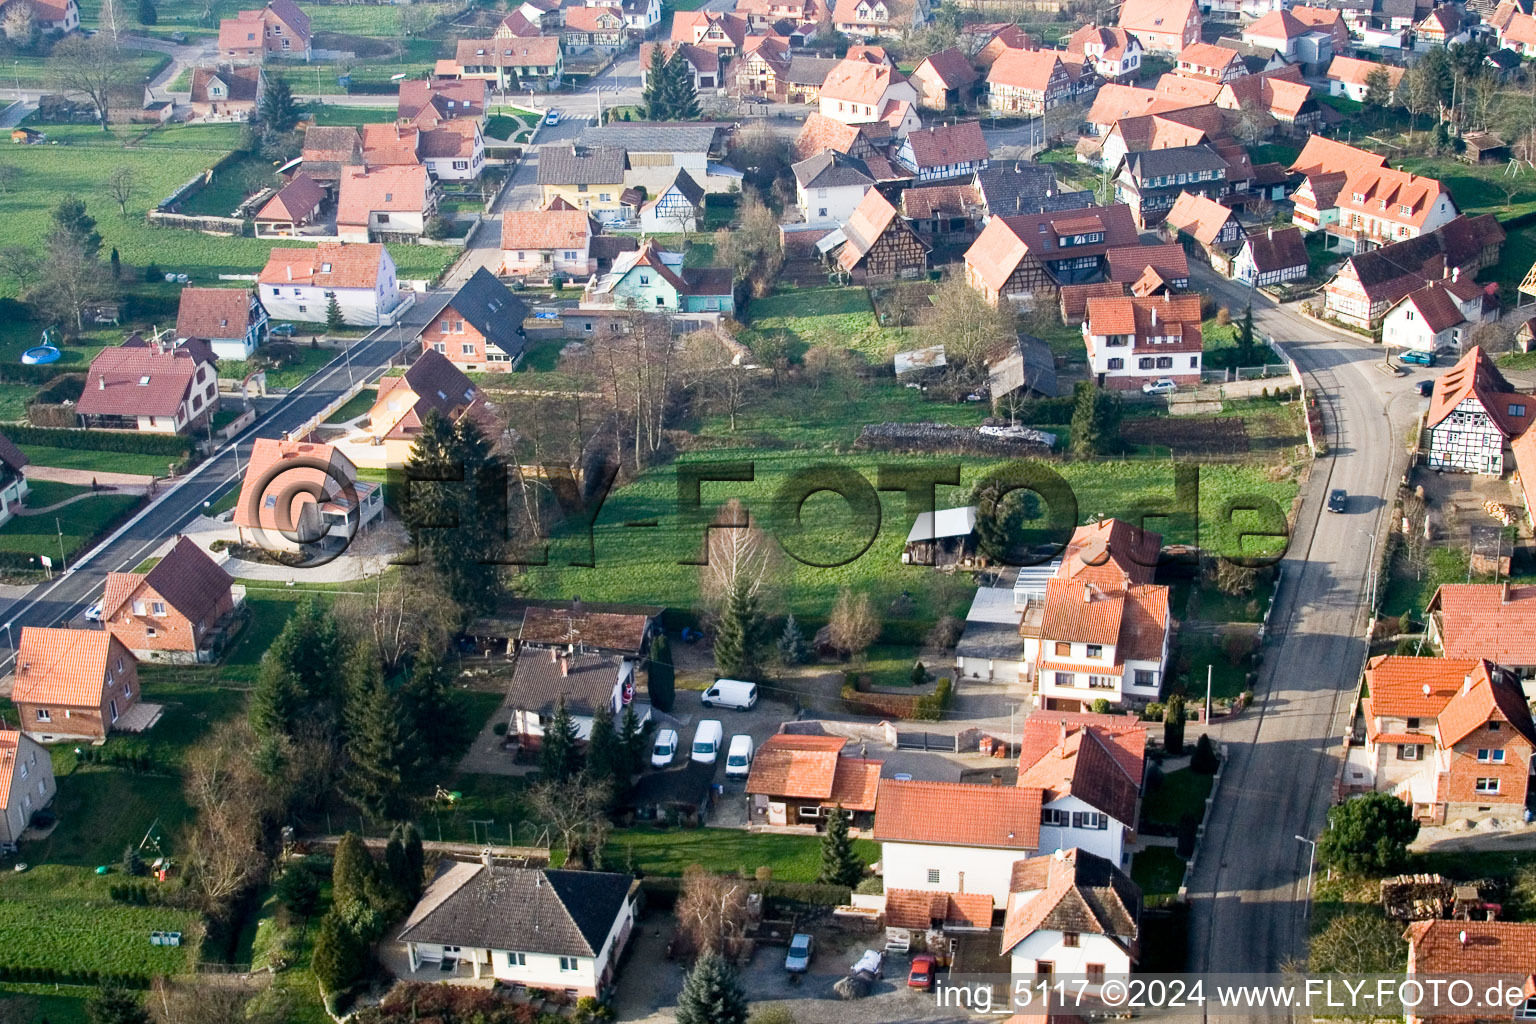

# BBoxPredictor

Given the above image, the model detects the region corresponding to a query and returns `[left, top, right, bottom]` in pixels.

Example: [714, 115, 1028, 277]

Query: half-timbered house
[833, 188, 930, 282]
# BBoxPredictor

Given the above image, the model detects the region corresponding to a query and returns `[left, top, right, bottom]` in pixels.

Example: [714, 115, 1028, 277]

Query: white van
[691, 720, 724, 763]
[651, 728, 680, 767]
[725, 734, 754, 778]
[702, 679, 759, 710]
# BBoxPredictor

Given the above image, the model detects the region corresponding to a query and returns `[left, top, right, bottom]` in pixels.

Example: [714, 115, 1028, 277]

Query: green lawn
[744, 287, 916, 360]
[0, 491, 140, 560]
[0, 865, 199, 977]
[1398, 155, 1536, 220]
[1485, 222, 1536, 303]
[696, 375, 989, 449]
[0, 132, 457, 294]
[20, 479, 90, 508]
[607, 826, 877, 882]
[175, 151, 280, 218]
[239, 883, 331, 1024]
[222, 346, 336, 389]
[1131, 847, 1186, 900]
[1141, 767, 1213, 828]
[305, 105, 399, 128]
[1380, 543, 1472, 621]
[522, 451, 1298, 624]
[1247, 143, 1301, 168]
[15, 445, 179, 477]
[323, 388, 376, 424]
[19, 768, 191, 867]
[1171, 631, 1252, 701]
[304, 1, 457, 34]
[0, 986, 94, 1024]
[8, 48, 167, 89]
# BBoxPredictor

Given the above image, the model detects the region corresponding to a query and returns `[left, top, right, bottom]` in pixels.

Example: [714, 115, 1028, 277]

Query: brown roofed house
[745, 733, 882, 829]
[174, 286, 268, 361]
[508, 649, 635, 749]
[102, 536, 237, 662]
[13, 628, 141, 740]
[254, 172, 327, 238]
[189, 65, 265, 121]
[363, 349, 497, 464]
[963, 203, 1140, 304]
[1403, 920, 1536, 1024]
[218, 0, 311, 62]
[1001, 848, 1141, 976]
[518, 605, 656, 658]
[832, 187, 929, 282]
[910, 47, 978, 110]
[301, 125, 364, 185]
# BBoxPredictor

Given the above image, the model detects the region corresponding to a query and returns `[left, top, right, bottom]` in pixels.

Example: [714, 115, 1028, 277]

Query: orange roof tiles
[1337, 164, 1451, 230]
[1105, 243, 1189, 284]
[1086, 83, 1193, 126]
[1406, 919, 1536, 979]
[1363, 655, 1482, 718]
[1428, 583, 1536, 665]
[1040, 578, 1126, 647]
[827, 758, 882, 811]
[455, 36, 562, 68]
[501, 208, 591, 251]
[1164, 191, 1241, 247]
[873, 778, 1042, 849]
[1058, 518, 1161, 586]
[258, 243, 388, 290]
[176, 287, 255, 341]
[1118, 0, 1199, 38]
[1002, 848, 1141, 954]
[233, 438, 362, 533]
[337, 164, 431, 230]
[76, 343, 210, 420]
[914, 46, 977, 89]
[1017, 714, 1146, 822]
[885, 889, 994, 930]
[745, 734, 847, 799]
[1288, 135, 1386, 177]
[13, 628, 126, 707]
[819, 58, 905, 105]
[1327, 55, 1405, 89]
[987, 48, 1069, 91]
[1426, 347, 1530, 435]
[1435, 663, 1536, 748]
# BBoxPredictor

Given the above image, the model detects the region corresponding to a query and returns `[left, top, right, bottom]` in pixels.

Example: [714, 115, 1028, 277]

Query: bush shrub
[2, 424, 194, 456]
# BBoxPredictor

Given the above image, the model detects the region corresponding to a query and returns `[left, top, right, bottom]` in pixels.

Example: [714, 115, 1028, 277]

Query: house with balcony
[174, 286, 267, 361]
[963, 203, 1140, 303]
[1287, 136, 1388, 236]
[360, 350, 498, 467]
[1020, 518, 1171, 709]
[1321, 215, 1505, 330]
[1356, 656, 1536, 824]
[233, 438, 382, 549]
[454, 37, 564, 91]
[420, 268, 527, 373]
[77, 339, 218, 434]
[1081, 293, 1203, 391]
[13, 628, 141, 742]
[1327, 164, 1458, 253]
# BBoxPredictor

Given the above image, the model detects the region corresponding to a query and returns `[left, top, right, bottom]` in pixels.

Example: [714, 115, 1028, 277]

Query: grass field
[743, 287, 916, 360]
[1173, 631, 1252, 700]
[0, 865, 199, 976]
[0, 986, 94, 1024]
[16, 444, 179, 477]
[521, 451, 1299, 623]
[1398, 155, 1536, 220]
[1142, 768, 1213, 828]
[696, 376, 990, 449]
[8, 48, 167, 89]
[323, 388, 375, 424]
[21, 479, 91, 507]
[221, 346, 336, 390]
[0, 490, 140, 560]
[606, 826, 877, 881]
[304, 1, 458, 34]
[306, 104, 399, 128]
[0, 127, 457, 295]
[1131, 847, 1186, 900]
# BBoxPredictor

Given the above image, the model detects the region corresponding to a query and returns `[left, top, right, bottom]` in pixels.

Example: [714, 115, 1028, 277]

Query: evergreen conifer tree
[538, 694, 583, 783]
[777, 613, 809, 666]
[714, 576, 764, 680]
[675, 953, 749, 1024]
[647, 634, 676, 711]
[342, 663, 413, 821]
[817, 804, 863, 887]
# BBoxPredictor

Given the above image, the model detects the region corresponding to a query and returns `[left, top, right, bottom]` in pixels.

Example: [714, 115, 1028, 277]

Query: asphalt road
[0, 301, 450, 674]
[1184, 265, 1429, 978]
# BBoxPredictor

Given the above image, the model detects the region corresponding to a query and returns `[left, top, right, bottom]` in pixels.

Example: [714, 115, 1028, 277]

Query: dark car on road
[1328, 489, 1348, 513]
[1416, 379, 1434, 397]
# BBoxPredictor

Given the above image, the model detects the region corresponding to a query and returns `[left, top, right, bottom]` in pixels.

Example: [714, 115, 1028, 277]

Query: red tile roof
[258, 243, 388, 290]
[1337, 164, 1452, 230]
[914, 47, 978, 89]
[1327, 55, 1405, 89]
[1060, 281, 1128, 321]
[964, 204, 1140, 292]
[1427, 582, 1536, 664]
[337, 164, 431, 230]
[1086, 83, 1194, 126]
[1435, 663, 1536, 748]
[873, 778, 1042, 849]
[1002, 848, 1141, 954]
[1084, 294, 1203, 351]
[885, 889, 994, 930]
[1164, 191, 1241, 247]
[455, 36, 563, 68]
[819, 58, 905, 104]
[13, 628, 127, 707]
[1426, 346, 1530, 435]
[232, 437, 361, 532]
[256, 172, 325, 223]
[987, 48, 1069, 91]
[1118, 0, 1198, 37]
[191, 65, 262, 105]
[1017, 713, 1146, 823]
[1105, 243, 1189, 284]
[565, 5, 622, 30]
[828, 758, 882, 811]
[76, 342, 211, 419]
[176, 286, 255, 341]
[1364, 655, 1483, 719]
[501, 208, 591, 251]
[745, 733, 846, 799]
[360, 122, 421, 167]
[902, 120, 988, 169]
[1406, 919, 1536, 978]
[1288, 135, 1386, 177]
[397, 77, 486, 123]
[1059, 518, 1162, 585]
[0, 730, 29, 816]
[1245, 8, 1310, 40]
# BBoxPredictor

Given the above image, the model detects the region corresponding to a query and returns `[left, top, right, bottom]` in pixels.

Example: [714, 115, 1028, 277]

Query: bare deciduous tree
[700, 497, 774, 611]
[713, 192, 783, 297]
[99, 0, 122, 44]
[334, 567, 460, 676]
[107, 165, 136, 215]
[675, 864, 751, 957]
[181, 720, 272, 915]
[0, 244, 39, 292]
[564, 308, 677, 473]
[151, 976, 293, 1024]
[528, 776, 613, 869]
[32, 237, 110, 331]
[827, 586, 879, 659]
[53, 34, 130, 130]
[683, 328, 759, 432]
[1, 2, 34, 45]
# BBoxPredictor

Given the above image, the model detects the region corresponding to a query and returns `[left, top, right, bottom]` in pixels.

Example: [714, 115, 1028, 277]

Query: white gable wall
[880, 840, 1033, 909]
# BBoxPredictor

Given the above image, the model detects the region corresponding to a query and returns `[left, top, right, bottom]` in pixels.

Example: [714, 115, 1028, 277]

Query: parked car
[1327, 489, 1348, 513]
[785, 933, 814, 973]
[83, 600, 102, 622]
[691, 720, 723, 763]
[650, 728, 679, 767]
[1400, 350, 1435, 366]
[269, 322, 297, 337]
[544, 109, 561, 125]
[1142, 378, 1177, 395]
[907, 954, 936, 990]
[851, 949, 884, 978]
[702, 678, 758, 710]
[1416, 379, 1435, 397]
[725, 734, 754, 778]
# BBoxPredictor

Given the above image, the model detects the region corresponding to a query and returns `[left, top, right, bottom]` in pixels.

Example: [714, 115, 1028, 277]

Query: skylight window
[321, 262, 332, 273]
[138, 375, 151, 386]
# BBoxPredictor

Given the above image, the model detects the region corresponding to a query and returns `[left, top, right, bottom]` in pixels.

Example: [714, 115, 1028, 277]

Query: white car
[651, 728, 679, 767]
[83, 600, 103, 622]
[544, 109, 560, 125]
[691, 720, 723, 764]
[1142, 378, 1178, 395]
[851, 949, 884, 978]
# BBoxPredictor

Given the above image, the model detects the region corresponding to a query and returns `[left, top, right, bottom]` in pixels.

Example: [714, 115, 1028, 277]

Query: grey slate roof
[989, 334, 1058, 399]
[974, 162, 1063, 216]
[793, 149, 875, 189]
[397, 860, 636, 957]
[1123, 145, 1228, 182]
[956, 619, 1023, 662]
[782, 55, 841, 85]
[665, 167, 706, 206]
[538, 144, 628, 185]
[442, 267, 527, 362]
[510, 649, 624, 716]
[582, 123, 722, 154]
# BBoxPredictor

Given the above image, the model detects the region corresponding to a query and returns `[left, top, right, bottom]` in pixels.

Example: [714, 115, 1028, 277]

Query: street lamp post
[3, 621, 14, 651]
[1295, 834, 1317, 915]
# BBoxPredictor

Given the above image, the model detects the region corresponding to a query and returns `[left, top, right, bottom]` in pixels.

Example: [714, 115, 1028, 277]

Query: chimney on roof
[98, 375, 105, 391]
[1268, 226, 1274, 241]
[1464, 673, 1473, 696]
[549, 647, 558, 663]
[481, 848, 493, 870]
[1504, 582, 1513, 604]
[1083, 583, 1092, 603]
[1460, 929, 1468, 946]
[1058, 721, 1068, 751]
[559, 653, 570, 677]
[1151, 305, 1159, 327]
[1423, 683, 1431, 697]
[1453, 266, 1461, 283]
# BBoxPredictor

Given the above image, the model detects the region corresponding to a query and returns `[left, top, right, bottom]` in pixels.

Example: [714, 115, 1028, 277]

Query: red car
[907, 954, 936, 990]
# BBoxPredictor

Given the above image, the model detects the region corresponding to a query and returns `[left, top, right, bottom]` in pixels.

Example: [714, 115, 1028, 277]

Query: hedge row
[0, 965, 153, 988]
[3, 424, 194, 456]
[0, 362, 74, 386]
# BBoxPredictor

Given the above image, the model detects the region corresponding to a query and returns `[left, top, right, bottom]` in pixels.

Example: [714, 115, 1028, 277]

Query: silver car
[785, 933, 814, 973]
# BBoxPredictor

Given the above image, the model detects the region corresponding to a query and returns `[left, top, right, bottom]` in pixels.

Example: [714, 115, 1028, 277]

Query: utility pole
[55, 517, 65, 571]
[1295, 834, 1317, 915]
[1205, 664, 1212, 723]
